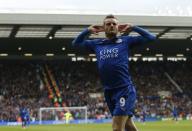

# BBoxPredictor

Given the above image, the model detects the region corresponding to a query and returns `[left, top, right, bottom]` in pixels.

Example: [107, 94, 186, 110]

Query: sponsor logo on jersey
[99, 48, 119, 60]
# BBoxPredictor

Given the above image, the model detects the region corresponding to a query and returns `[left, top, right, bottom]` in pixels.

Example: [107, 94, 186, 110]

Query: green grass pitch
[0, 120, 191, 131]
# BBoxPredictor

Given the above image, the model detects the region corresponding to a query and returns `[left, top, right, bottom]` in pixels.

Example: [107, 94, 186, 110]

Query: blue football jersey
[73, 26, 155, 90]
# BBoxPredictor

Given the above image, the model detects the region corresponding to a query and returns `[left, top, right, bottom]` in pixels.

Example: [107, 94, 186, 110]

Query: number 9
[120, 97, 125, 107]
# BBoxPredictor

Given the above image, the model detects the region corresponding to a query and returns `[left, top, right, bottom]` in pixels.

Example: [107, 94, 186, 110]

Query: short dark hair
[104, 14, 117, 20]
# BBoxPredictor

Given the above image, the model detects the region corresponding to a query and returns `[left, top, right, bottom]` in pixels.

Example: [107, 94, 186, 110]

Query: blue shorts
[104, 86, 136, 116]
[21, 116, 27, 122]
[173, 113, 178, 118]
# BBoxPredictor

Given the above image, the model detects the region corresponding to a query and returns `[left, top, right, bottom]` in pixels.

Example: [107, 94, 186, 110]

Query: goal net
[39, 106, 88, 124]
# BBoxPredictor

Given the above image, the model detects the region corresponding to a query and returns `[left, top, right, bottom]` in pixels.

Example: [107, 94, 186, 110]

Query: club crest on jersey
[116, 38, 122, 43]
[98, 39, 107, 44]
[99, 48, 119, 60]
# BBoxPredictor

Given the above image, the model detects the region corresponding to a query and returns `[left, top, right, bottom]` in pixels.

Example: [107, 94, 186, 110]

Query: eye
[112, 23, 117, 26]
[106, 23, 117, 26]
[106, 23, 111, 26]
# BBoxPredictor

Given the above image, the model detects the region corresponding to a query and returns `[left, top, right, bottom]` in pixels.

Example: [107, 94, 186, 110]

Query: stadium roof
[0, 0, 192, 16]
[0, 13, 191, 59]
[0, 13, 192, 39]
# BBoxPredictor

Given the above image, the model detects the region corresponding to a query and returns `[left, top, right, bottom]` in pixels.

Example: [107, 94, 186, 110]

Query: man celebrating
[73, 14, 155, 131]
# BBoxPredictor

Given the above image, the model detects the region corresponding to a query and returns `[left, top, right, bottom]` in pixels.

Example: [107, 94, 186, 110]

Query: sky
[0, 0, 191, 16]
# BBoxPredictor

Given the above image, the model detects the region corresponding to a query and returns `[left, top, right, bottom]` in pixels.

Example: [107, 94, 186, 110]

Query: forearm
[72, 28, 91, 46]
[132, 26, 156, 41]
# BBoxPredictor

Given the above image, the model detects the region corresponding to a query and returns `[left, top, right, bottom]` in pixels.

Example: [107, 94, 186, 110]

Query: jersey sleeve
[72, 28, 97, 51]
[125, 26, 156, 46]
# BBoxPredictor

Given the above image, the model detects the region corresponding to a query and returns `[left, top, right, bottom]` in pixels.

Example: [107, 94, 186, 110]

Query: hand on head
[88, 25, 104, 35]
[88, 24, 133, 35]
[118, 24, 133, 34]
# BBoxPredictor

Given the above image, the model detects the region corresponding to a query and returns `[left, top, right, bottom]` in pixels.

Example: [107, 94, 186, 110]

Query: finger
[93, 25, 103, 29]
[119, 26, 128, 33]
[95, 26, 104, 32]
[98, 28, 104, 32]
[92, 32, 99, 35]
[118, 24, 127, 29]
[118, 25, 128, 32]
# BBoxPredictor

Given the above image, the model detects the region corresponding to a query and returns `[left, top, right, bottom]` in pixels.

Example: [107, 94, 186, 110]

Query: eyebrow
[106, 22, 117, 24]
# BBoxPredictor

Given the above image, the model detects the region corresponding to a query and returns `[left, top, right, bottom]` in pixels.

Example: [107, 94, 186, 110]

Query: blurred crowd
[0, 60, 192, 122]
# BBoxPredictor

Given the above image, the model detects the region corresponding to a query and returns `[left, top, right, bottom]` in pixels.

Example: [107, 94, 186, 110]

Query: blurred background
[0, 0, 191, 130]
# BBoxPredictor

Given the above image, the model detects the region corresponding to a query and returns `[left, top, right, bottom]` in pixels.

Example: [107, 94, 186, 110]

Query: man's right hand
[88, 25, 104, 35]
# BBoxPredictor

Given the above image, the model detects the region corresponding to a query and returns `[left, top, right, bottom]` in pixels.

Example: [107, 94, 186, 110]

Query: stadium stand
[0, 60, 191, 122]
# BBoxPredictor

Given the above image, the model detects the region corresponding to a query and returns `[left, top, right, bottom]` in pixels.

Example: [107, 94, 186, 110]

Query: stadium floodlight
[71, 57, 77, 61]
[49, 36, 53, 39]
[24, 53, 33, 56]
[146, 48, 150, 51]
[186, 48, 190, 51]
[0, 53, 8, 56]
[39, 106, 88, 125]
[156, 54, 163, 57]
[62, 47, 66, 51]
[134, 54, 142, 57]
[77, 57, 85, 61]
[89, 54, 96, 57]
[176, 54, 184, 57]
[92, 58, 97, 62]
[46, 53, 54, 56]
[68, 54, 76, 57]
[18, 47, 22, 51]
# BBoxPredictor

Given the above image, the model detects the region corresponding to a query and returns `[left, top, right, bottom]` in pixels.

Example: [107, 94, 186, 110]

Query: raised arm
[119, 24, 156, 43]
[132, 26, 156, 41]
[72, 25, 104, 48]
[72, 28, 91, 47]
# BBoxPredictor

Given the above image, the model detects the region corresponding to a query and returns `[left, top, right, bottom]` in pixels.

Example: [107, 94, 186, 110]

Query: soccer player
[172, 105, 178, 122]
[20, 106, 30, 128]
[72, 14, 155, 131]
[140, 108, 146, 124]
[64, 111, 73, 124]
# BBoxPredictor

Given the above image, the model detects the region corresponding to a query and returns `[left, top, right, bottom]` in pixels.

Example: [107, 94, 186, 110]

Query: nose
[110, 23, 114, 26]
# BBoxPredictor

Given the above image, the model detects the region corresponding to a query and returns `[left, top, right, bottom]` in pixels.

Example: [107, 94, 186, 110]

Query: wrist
[87, 28, 93, 34]
[131, 26, 136, 30]
[85, 28, 92, 34]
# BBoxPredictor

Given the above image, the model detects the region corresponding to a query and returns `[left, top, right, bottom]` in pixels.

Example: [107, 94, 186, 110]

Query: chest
[95, 42, 128, 57]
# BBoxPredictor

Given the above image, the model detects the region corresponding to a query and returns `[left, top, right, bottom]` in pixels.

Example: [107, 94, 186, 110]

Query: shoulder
[93, 38, 103, 43]
[116, 36, 132, 44]
[119, 35, 142, 43]
[119, 35, 135, 40]
[94, 38, 106, 45]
